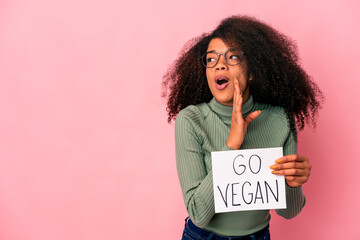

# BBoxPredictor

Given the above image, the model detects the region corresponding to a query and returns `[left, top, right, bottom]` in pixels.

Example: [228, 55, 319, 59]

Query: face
[205, 38, 251, 106]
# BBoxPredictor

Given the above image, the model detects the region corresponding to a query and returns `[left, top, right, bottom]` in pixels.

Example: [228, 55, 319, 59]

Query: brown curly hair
[162, 15, 324, 139]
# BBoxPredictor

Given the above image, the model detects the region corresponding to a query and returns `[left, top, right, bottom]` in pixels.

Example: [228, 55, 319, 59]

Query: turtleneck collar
[208, 95, 254, 125]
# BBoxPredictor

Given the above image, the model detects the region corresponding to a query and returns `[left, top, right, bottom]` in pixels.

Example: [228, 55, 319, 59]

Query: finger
[244, 110, 261, 125]
[233, 80, 237, 109]
[238, 79, 243, 96]
[271, 168, 309, 176]
[237, 93, 243, 112]
[234, 77, 240, 105]
[270, 161, 308, 170]
[285, 175, 308, 181]
[234, 78, 243, 113]
[275, 154, 308, 164]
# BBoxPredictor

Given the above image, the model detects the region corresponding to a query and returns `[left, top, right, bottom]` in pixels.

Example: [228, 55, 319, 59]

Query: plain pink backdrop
[1, 0, 359, 239]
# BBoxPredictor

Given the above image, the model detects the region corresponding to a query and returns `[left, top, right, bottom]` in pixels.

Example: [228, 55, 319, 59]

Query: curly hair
[162, 15, 324, 139]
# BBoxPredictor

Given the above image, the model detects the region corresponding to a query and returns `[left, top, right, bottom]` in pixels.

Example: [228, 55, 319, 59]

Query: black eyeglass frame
[200, 49, 245, 68]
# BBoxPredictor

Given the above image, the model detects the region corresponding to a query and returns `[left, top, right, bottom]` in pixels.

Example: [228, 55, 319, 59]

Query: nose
[215, 54, 228, 70]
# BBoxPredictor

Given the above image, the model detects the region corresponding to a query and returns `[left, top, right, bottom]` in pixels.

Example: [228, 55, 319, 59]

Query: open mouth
[214, 76, 230, 90]
[216, 79, 229, 85]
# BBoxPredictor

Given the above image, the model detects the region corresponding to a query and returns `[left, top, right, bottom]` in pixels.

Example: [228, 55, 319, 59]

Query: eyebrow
[205, 48, 239, 54]
[206, 50, 217, 54]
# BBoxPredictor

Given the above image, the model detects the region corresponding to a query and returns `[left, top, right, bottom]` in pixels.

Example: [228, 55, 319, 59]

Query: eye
[207, 57, 216, 63]
[229, 55, 239, 60]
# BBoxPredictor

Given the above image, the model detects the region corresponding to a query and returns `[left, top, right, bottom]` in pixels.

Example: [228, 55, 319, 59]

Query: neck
[208, 95, 255, 125]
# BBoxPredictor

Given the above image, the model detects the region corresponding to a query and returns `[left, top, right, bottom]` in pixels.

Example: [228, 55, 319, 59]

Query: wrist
[286, 179, 300, 188]
[226, 140, 242, 150]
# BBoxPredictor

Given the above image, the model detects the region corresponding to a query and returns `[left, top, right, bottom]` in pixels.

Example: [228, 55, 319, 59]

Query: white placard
[211, 147, 286, 213]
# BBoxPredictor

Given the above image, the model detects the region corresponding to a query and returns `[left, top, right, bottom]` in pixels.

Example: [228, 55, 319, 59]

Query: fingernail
[275, 158, 283, 164]
[258, 110, 261, 114]
[272, 170, 279, 174]
[269, 164, 277, 170]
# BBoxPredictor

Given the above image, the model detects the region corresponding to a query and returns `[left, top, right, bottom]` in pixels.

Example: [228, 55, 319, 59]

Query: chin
[215, 96, 233, 106]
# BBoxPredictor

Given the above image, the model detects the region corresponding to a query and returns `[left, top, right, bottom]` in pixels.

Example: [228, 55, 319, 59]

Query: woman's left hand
[270, 154, 311, 188]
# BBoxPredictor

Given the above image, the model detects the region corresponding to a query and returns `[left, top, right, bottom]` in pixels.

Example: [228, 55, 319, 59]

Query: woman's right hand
[226, 78, 261, 150]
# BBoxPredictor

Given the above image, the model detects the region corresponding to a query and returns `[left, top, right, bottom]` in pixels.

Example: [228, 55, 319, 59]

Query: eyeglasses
[201, 49, 244, 68]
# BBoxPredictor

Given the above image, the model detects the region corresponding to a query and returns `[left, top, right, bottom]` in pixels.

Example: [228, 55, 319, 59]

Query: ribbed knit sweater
[175, 95, 306, 236]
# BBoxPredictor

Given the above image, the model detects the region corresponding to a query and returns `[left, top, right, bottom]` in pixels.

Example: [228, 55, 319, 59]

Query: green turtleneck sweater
[175, 95, 306, 236]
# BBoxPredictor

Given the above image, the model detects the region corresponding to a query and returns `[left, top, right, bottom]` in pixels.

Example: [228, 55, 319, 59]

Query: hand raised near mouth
[226, 77, 261, 150]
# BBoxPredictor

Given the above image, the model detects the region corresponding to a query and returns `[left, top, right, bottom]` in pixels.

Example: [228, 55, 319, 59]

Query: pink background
[1, 0, 359, 239]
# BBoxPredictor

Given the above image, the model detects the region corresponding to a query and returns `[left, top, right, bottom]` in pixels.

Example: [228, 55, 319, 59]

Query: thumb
[244, 110, 261, 125]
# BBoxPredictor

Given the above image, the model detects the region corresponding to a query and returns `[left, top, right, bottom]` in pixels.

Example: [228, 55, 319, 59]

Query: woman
[162, 16, 323, 240]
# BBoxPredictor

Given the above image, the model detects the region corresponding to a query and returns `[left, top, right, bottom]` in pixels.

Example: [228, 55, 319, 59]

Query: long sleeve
[275, 128, 306, 219]
[174, 98, 307, 236]
[175, 112, 232, 227]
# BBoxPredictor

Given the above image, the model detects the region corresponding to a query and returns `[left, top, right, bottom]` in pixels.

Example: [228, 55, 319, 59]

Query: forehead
[207, 38, 231, 52]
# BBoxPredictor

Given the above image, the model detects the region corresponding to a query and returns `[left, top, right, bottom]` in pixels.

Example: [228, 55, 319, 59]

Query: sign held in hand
[211, 147, 286, 213]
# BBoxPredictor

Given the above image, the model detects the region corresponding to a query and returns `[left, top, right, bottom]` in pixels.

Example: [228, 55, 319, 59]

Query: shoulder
[175, 103, 210, 138]
[176, 102, 210, 124]
[255, 102, 289, 126]
[175, 103, 210, 142]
